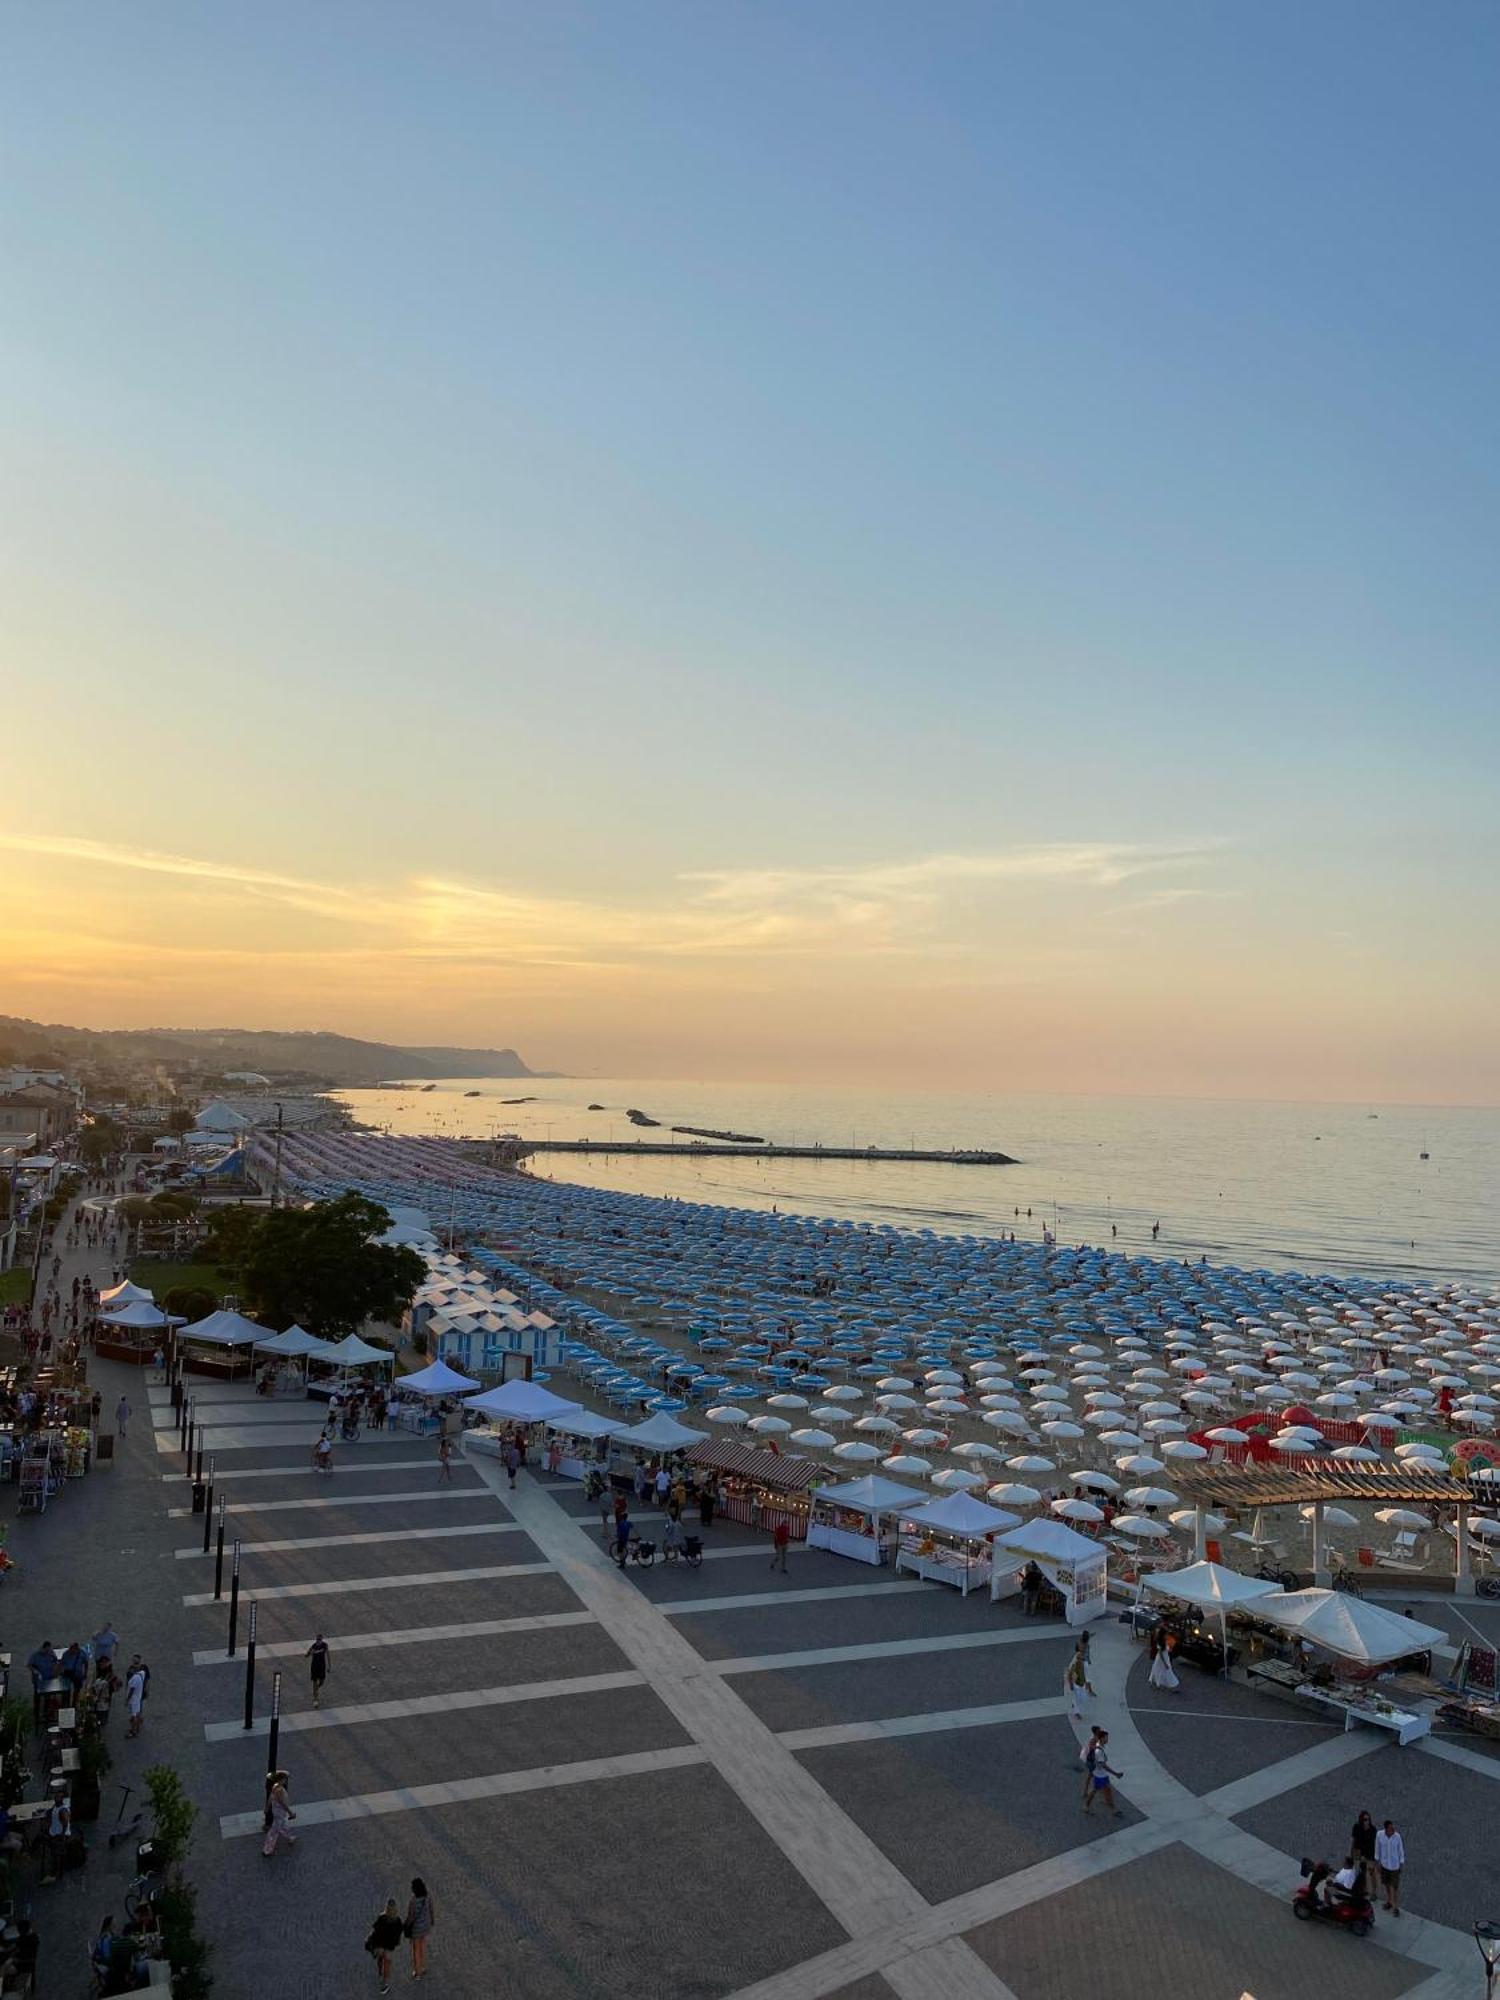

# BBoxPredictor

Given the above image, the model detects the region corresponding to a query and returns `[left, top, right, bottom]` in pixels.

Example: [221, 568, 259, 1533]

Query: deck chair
[1376, 1530, 1426, 1571]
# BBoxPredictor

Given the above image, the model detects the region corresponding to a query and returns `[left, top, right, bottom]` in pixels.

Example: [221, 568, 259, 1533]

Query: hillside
[0, 1016, 541, 1084]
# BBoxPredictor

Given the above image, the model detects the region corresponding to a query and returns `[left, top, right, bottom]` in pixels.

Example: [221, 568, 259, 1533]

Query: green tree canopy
[77, 1117, 123, 1167]
[238, 1192, 423, 1337]
[201, 1204, 262, 1275]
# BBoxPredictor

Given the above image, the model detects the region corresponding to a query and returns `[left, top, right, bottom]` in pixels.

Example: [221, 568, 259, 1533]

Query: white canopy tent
[1142, 1560, 1286, 1671]
[897, 1490, 1020, 1596]
[100, 1300, 182, 1330]
[991, 1516, 1109, 1624]
[539, 1405, 630, 1480]
[398, 1359, 482, 1397]
[462, 1378, 581, 1424]
[319, 1334, 395, 1371]
[614, 1411, 708, 1452]
[1250, 1590, 1446, 1666]
[809, 1473, 927, 1567]
[178, 1309, 265, 1349]
[254, 1326, 334, 1359]
[97, 1280, 154, 1310]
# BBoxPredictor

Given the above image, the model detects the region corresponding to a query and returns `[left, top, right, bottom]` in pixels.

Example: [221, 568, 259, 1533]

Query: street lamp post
[1475, 1922, 1500, 1999]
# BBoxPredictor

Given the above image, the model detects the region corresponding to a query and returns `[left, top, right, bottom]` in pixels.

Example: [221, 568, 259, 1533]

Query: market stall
[808, 1473, 925, 1565]
[896, 1491, 1020, 1595]
[309, 1334, 397, 1402]
[542, 1407, 629, 1481]
[990, 1517, 1109, 1625]
[177, 1308, 265, 1380]
[252, 1325, 336, 1396]
[1137, 1559, 1284, 1672]
[685, 1437, 822, 1537]
[462, 1376, 582, 1456]
[96, 1298, 183, 1367]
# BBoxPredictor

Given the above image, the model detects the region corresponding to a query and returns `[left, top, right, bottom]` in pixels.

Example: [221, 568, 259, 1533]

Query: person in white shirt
[1375, 1819, 1405, 1915]
[1324, 1858, 1361, 1907]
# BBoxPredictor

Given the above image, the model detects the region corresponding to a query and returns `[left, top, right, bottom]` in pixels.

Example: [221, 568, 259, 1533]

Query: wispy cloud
[4, 829, 1225, 973]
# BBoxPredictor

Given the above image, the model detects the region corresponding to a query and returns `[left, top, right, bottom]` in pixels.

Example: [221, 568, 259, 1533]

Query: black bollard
[202, 1458, 216, 1553]
[185, 1423, 197, 1484]
[243, 1602, 257, 1730]
[265, 1671, 282, 1791]
[227, 1538, 242, 1657]
[214, 1494, 227, 1599]
[194, 1433, 204, 1484]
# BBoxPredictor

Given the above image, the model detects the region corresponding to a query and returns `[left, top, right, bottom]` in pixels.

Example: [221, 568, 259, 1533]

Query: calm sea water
[331, 1079, 1500, 1283]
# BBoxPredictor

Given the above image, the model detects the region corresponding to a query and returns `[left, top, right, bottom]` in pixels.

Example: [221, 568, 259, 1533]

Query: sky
[2, 4, 1498, 1101]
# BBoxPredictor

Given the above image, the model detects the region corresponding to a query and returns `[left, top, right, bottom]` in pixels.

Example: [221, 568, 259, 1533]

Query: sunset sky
[3, 5, 1497, 1101]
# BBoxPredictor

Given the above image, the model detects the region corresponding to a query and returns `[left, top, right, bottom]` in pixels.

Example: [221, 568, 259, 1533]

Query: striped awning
[687, 1439, 823, 1492]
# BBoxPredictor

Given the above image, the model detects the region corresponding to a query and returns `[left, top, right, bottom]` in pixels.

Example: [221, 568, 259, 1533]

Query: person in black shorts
[306, 1634, 331, 1709]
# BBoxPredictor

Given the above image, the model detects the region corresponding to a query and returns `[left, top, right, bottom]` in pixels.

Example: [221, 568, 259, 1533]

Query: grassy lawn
[0, 1268, 32, 1308]
[128, 1259, 232, 1299]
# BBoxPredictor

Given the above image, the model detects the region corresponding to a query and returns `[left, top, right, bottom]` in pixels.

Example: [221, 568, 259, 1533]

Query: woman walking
[366, 1899, 404, 1995]
[1064, 1642, 1094, 1721]
[1147, 1631, 1181, 1693]
[405, 1877, 435, 1978]
[262, 1770, 297, 1857]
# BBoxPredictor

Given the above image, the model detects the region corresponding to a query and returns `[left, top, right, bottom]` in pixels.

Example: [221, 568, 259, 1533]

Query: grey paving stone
[733, 1636, 1072, 1732]
[197, 1619, 631, 1717]
[192, 1761, 847, 1999]
[825, 1979, 899, 2000]
[1127, 1652, 1345, 1796]
[674, 1590, 1040, 1660]
[963, 1841, 1421, 2000]
[796, 1714, 1138, 1900]
[199, 1567, 582, 1646]
[200, 1681, 693, 1818]
[1234, 1745, 1500, 1931]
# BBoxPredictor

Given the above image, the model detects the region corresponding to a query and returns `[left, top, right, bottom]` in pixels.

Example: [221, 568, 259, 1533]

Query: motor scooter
[1292, 1858, 1375, 1937]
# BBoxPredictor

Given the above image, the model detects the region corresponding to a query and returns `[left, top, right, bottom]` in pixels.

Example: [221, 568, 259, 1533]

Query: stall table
[1245, 1658, 1431, 1744]
[895, 1543, 992, 1595]
[808, 1522, 886, 1566]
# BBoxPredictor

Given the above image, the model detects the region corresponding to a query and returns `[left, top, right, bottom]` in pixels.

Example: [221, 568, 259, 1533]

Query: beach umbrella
[951, 1441, 1005, 1463]
[832, 1441, 883, 1464]
[1116, 1453, 1166, 1475]
[1331, 1444, 1383, 1462]
[931, 1467, 986, 1491]
[882, 1454, 932, 1476]
[705, 1405, 751, 1426]
[988, 1482, 1042, 1507]
[852, 1416, 900, 1436]
[767, 1394, 809, 1410]
[1007, 1454, 1055, 1475]
[790, 1428, 836, 1449]
[1040, 1420, 1085, 1440]
[1374, 1508, 1429, 1530]
[1124, 1486, 1179, 1510]
[1470, 1517, 1500, 1541]
[876, 1376, 915, 1392]
[1161, 1440, 1209, 1461]
[1168, 1508, 1227, 1534]
[747, 1415, 792, 1435]
[1299, 1503, 1360, 1530]
[1053, 1498, 1104, 1523]
[1113, 1514, 1171, 1540]
[1067, 1469, 1121, 1494]
[823, 1383, 864, 1402]
[876, 1394, 920, 1412]
[903, 1427, 945, 1447]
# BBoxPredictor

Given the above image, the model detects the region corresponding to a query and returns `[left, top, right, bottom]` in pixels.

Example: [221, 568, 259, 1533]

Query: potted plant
[73, 1714, 111, 1821]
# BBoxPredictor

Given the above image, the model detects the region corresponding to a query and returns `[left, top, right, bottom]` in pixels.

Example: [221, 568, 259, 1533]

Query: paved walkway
[10, 1200, 1493, 1998]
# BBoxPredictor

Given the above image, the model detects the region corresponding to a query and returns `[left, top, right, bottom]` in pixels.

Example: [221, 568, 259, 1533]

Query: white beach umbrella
[882, 1453, 932, 1475]
[1168, 1508, 1227, 1534]
[1053, 1497, 1104, 1523]
[1161, 1440, 1210, 1461]
[1007, 1454, 1055, 1475]
[823, 1383, 864, 1402]
[1374, 1508, 1430, 1530]
[747, 1415, 792, 1436]
[951, 1440, 1005, 1463]
[767, 1394, 810, 1410]
[1331, 1444, 1383, 1462]
[832, 1441, 883, 1464]
[931, 1467, 986, 1491]
[706, 1405, 752, 1426]
[853, 1416, 900, 1436]
[1067, 1469, 1121, 1494]
[1299, 1504, 1360, 1530]
[903, 1427, 945, 1447]
[790, 1427, 836, 1448]
[1113, 1514, 1171, 1539]
[988, 1482, 1042, 1507]
[1041, 1420, 1085, 1440]
[1124, 1485, 1179, 1510]
[1116, 1453, 1166, 1475]
[876, 1377, 915, 1392]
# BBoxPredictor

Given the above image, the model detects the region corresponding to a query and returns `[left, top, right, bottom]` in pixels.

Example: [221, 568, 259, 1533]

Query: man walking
[1081, 1731, 1123, 1817]
[437, 1434, 454, 1484]
[115, 1394, 131, 1439]
[769, 1517, 791, 1573]
[1375, 1817, 1405, 1915]
[306, 1634, 330, 1709]
[125, 1658, 148, 1739]
[503, 1439, 520, 1490]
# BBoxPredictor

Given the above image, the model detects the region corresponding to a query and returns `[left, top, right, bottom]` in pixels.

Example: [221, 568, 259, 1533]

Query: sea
[329, 1079, 1500, 1286]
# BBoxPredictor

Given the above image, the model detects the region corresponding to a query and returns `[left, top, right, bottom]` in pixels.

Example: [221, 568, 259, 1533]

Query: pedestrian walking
[437, 1435, 454, 1484]
[115, 1394, 131, 1438]
[152, 1346, 165, 1383]
[503, 1440, 520, 1489]
[41, 1798, 70, 1882]
[125, 1660, 147, 1738]
[26, 1641, 58, 1726]
[314, 1434, 333, 1477]
[614, 1509, 632, 1566]
[366, 1899, 404, 1994]
[1147, 1632, 1181, 1693]
[1065, 1643, 1095, 1720]
[1351, 1809, 1378, 1897]
[1080, 1725, 1107, 1805]
[769, 1517, 791, 1573]
[306, 1634, 330, 1708]
[261, 1770, 297, 1857]
[405, 1877, 435, 1979]
[1375, 1818, 1405, 1915]
[1082, 1734, 1123, 1816]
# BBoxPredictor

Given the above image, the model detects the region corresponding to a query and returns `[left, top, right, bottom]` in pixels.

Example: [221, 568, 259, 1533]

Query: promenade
[15, 1342, 1497, 1998]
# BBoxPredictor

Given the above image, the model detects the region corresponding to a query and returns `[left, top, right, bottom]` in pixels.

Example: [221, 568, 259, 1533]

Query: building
[0, 1083, 76, 1151]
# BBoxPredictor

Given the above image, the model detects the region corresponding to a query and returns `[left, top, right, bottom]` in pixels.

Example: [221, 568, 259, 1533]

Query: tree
[238, 1192, 424, 1337]
[77, 1116, 123, 1168]
[166, 1107, 195, 1134]
[201, 1204, 262, 1276]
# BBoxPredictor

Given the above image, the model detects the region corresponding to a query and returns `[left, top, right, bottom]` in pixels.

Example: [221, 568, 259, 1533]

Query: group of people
[25, 1625, 148, 1737]
[364, 1880, 436, 1993]
[1333, 1809, 1407, 1915]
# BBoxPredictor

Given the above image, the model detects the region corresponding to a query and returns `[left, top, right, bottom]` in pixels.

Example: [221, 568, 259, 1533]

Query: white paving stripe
[174, 1520, 522, 1559]
[182, 1560, 551, 1605]
[219, 1743, 708, 1838]
[167, 1487, 483, 1519]
[1417, 1735, 1500, 1783]
[1198, 1728, 1383, 1814]
[205, 1668, 642, 1740]
[713, 1625, 1067, 1677]
[780, 1696, 1068, 1750]
[191, 1610, 596, 1667]
[161, 1457, 440, 1483]
[658, 1580, 931, 1616]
